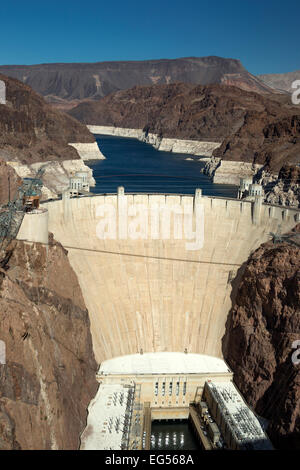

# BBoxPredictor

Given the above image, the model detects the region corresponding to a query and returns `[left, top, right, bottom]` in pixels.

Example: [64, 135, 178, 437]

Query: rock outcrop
[203, 159, 263, 185]
[223, 225, 300, 449]
[0, 236, 98, 449]
[68, 142, 105, 161]
[262, 165, 300, 208]
[0, 161, 21, 205]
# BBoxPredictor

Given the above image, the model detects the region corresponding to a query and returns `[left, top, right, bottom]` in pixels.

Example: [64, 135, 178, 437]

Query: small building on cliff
[69, 171, 90, 196]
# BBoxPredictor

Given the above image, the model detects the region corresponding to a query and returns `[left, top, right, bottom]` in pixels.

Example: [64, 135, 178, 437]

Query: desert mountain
[0, 57, 274, 108]
[258, 71, 300, 94]
[69, 82, 300, 172]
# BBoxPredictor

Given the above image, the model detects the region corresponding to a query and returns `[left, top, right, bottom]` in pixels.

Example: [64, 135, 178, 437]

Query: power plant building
[202, 381, 273, 450]
[69, 171, 90, 196]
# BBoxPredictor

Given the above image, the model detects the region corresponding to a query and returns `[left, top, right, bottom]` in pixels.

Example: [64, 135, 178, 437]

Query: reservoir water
[150, 420, 201, 450]
[87, 135, 237, 196]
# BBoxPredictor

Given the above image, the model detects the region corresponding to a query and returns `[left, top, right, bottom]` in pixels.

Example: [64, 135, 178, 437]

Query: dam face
[43, 193, 299, 364]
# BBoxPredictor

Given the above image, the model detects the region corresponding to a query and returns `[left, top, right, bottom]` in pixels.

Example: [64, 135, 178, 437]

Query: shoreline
[87, 127, 299, 208]
[87, 125, 222, 157]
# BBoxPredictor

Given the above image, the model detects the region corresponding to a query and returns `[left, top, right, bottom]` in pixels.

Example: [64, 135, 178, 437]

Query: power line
[16, 238, 242, 267]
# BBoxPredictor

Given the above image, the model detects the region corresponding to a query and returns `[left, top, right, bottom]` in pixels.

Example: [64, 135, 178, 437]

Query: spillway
[43, 191, 299, 364]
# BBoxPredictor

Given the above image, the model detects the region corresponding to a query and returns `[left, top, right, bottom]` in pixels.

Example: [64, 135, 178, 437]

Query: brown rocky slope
[214, 113, 300, 172]
[69, 82, 278, 140]
[223, 225, 300, 449]
[0, 73, 95, 164]
[69, 82, 300, 173]
[0, 161, 21, 205]
[0, 236, 98, 449]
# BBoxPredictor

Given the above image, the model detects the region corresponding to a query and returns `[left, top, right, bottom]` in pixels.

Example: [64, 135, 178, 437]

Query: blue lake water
[86, 135, 237, 197]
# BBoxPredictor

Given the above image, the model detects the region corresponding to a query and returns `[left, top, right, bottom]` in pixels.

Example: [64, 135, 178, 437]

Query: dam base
[80, 352, 272, 450]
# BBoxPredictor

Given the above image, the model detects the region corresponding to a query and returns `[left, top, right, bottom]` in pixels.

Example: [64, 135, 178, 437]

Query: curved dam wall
[42, 193, 299, 364]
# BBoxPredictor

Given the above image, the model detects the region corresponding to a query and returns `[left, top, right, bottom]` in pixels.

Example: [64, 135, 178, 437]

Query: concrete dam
[33, 190, 299, 364]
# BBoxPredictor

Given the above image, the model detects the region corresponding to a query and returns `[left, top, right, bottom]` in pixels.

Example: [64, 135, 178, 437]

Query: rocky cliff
[261, 164, 300, 208]
[0, 161, 21, 205]
[0, 73, 95, 164]
[0, 56, 274, 107]
[0, 74, 104, 198]
[223, 225, 300, 449]
[214, 113, 300, 173]
[0, 236, 98, 449]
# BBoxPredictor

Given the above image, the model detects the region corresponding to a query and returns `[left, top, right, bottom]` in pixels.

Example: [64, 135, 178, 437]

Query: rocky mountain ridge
[0, 56, 274, 107]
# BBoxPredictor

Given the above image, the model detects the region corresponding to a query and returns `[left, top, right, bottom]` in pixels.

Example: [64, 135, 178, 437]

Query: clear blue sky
[1, 0, 299, 74]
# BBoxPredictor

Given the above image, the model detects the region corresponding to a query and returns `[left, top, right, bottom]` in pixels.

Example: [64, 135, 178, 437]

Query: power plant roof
[206, 381, 273, 450]
[99, 352, 232, 376]
[80, 383, 134, 450]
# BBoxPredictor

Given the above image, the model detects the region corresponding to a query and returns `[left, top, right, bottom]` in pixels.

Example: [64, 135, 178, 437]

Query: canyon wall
[0, 161, 21, 204]
[223, 226, 300, 449]
[0, 237, 98, 449]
